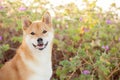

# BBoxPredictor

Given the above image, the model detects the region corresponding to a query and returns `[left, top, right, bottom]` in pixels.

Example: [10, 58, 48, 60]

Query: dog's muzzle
[32, 42, 48, 50]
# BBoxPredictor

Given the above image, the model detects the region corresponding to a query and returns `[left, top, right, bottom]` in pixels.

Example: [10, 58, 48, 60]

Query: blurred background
[0, 0, 120, 80]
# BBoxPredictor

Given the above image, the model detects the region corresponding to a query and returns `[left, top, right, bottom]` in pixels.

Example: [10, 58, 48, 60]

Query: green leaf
[12, 36, 22, 43]
[0, 44, 10, 52]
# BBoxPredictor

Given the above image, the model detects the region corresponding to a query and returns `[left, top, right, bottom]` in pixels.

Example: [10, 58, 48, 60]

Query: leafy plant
[0, 0, 120, 80]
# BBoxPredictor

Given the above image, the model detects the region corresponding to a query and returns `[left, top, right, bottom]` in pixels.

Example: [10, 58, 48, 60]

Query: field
[0, 0, 120, 80]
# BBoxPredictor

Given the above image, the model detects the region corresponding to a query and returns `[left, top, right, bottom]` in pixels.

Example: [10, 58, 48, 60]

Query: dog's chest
[28, 63, 52, 80]
[21, 51, 52, 80]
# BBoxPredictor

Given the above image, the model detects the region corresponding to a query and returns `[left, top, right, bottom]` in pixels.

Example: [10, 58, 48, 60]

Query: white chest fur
[21, 46, 52, 80]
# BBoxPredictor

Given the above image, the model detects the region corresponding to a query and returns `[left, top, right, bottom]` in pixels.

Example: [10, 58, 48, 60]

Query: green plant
[0, 0, 120, 80]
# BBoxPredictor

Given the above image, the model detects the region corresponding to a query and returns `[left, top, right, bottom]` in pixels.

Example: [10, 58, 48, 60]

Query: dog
[0, 11, 54, 80]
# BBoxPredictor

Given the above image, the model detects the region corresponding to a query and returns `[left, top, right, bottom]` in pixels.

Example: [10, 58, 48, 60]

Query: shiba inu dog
[0, 12, 54, 80]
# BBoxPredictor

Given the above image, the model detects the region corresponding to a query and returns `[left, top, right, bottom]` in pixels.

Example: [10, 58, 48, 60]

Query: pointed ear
[22, 18, 32, 30]
[42, 12, 51, 25]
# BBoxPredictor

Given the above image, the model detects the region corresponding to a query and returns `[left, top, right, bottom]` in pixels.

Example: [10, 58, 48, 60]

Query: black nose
[37, 38, 43, 42]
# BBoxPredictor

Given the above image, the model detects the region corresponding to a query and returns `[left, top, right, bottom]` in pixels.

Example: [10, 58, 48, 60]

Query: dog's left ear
[42, 12, 51, 26]
[22, 18, 32, 30]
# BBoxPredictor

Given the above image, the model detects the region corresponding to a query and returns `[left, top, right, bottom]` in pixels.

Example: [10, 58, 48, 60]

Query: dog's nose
[37, 38, 43, 42]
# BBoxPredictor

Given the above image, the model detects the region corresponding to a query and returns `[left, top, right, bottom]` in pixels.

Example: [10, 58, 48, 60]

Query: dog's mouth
[32, 42, 48, 50]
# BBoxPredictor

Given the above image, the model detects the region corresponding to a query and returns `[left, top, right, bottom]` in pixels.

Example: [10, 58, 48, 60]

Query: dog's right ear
[42, 11, 51, 26]
[22, 18, 32, 30]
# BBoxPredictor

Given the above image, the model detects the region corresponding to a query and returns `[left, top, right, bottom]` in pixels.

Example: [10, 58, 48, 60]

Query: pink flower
[0, 6, 4, 10]
[102, 45, 109, 51]
[79, 17, 83, 21]
[82, 70, 90, 75]
[0, 36, 2, 40]
[106, 19, 112, 24]
[119, 37, 120, 42]
[18, 7, 27, 11]
[83, 27, 89, 32]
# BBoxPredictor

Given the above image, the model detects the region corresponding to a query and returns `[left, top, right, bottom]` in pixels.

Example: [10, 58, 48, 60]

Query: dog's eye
[43, 30, 47, 34]
[31, 32, 35, 35]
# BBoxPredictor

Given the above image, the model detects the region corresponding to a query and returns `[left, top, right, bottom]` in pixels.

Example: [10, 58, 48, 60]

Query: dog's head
[22, 12, 54, 51]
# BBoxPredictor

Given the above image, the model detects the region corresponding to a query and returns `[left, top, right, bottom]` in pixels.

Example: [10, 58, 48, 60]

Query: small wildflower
[83, 27, 89, 32]
[0, 6, 4, 10]
[79, 17, 83, 21]
[18, 7, 27, 11]
[102, 45, 109, 51]
[118, 37, 120, 42]
[82, 70, 90, 75]
[0, 36, 2, 40]
[106, 19, 112, 24]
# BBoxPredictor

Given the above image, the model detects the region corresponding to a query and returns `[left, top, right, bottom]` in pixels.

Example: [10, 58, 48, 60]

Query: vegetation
[0, 0, 120, 80]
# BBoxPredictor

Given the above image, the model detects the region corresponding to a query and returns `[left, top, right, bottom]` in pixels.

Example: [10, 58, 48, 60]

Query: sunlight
[21, 0, 34, 6]
[49, 0, 120, 10]
[21, 0, 120, 10]
[21, 0, 120, 14]
[48, 0, 120, 17]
